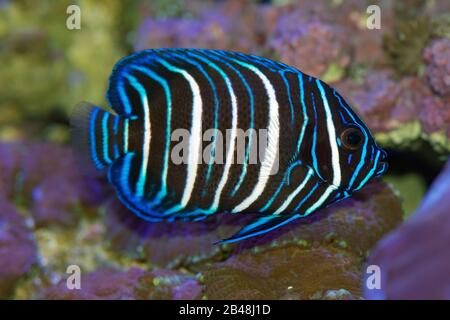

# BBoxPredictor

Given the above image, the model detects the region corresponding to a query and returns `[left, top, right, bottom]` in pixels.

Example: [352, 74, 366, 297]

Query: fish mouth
[375, 161, 388, 177]
[375, 148, 388, 177]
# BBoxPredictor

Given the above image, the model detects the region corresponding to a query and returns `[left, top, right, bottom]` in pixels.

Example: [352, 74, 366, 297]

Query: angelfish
[71, 49, 388, 243]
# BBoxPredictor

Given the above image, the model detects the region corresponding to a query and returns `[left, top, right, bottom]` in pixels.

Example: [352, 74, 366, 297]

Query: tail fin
[70, 101, 126, 173]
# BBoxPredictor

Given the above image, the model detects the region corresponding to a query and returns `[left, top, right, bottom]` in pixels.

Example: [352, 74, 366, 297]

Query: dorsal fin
[206, 49, 298, 73]
[106, 48, 298, 117]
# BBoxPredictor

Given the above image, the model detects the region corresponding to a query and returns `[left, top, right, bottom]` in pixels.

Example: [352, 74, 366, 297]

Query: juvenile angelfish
[71, 49, 388, 243]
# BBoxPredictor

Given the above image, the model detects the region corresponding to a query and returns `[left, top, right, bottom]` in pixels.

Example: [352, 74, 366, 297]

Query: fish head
[335, 121, 388, 193]
[304, 89, 388, 195]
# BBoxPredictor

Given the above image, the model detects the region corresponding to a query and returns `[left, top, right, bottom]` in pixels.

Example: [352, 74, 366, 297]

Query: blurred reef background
[0, 0, 449, 299]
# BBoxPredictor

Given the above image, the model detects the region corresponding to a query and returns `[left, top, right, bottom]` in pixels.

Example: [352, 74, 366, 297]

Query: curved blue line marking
[332, 89, 371, 190]
[124, 74, 149, 199]
[347, 129, 369, 190]
[333, 90, 367, 127]
[280, 71, 295, 127]
[117, 77, 133, 115]
[355, 149, 381, 190]
[89, 108, 103, 170]
[260, 160, 303, 213]
[293, 182, 319, 213]
[129, 64, 172, 206]
[295, 73, 309, 157]
[113, 115, 120, 158]
[123, 119, 129, 153]
[211, 49, 295, 73]
[110, 153, 161, 222]
[310, 92, 325, 181]
[101, 111, 112, 164]
[171, 52, 220, 192]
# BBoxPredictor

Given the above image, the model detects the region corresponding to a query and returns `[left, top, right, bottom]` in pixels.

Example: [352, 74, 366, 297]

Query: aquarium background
[1, 0, 449, 299]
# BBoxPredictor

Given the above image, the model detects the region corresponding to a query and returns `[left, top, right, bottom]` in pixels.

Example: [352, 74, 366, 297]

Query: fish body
[71, 49, 388, 243]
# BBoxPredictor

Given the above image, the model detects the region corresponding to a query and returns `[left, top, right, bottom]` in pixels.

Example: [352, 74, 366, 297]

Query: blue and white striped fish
[71, 48, 388, 244]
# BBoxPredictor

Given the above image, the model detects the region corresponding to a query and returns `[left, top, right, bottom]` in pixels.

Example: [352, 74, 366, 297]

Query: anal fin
[216, 214, 301, 244]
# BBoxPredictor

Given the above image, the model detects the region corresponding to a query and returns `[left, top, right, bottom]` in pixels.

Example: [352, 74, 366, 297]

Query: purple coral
[134, 1, 262, 53]
[43, 267, 202, 300]
[419, 96, 450, 134]
[269, 14, 350, 78]
[0, 195, 36, 298]
[424, 38, 450, 97]
[0, 142, 108, 228]
[336, 71, 444, 133]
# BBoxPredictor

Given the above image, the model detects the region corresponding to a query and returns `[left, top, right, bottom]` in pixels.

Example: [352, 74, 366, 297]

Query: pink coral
[424, 38, 450, 97]
[269, 13, 350, 78]
[419, 96, 450, 134]
[336, 71, 447, 134]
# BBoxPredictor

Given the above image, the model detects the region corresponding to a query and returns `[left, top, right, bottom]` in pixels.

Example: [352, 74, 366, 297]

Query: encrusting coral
[0, 142, 403, 299]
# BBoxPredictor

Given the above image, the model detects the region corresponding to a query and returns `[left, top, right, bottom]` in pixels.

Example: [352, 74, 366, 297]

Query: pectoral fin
[216, 214, 301, 244]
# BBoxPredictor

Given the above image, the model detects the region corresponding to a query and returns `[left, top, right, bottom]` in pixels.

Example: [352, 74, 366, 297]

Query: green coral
[383, 0, 450, 78]
[432, 13, 450, 39]
[0, 0, 128, 140]
[375, 121, 450, 156]
[383, 17, 432, 76]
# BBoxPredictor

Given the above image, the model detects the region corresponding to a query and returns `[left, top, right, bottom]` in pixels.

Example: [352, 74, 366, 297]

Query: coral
[365, 159, 450, 299]
[419, 95, 450, 134]
[104, 181, 402, 270]
[383, 173, 427, 217]
[104, 197, 239, 268]
[0, 142, 107, 228]
[336, 71, 450, 154]
[134, 17, 228, 51]
[0, 0, 126, 140]
[269, 15, 350, 79]
[424, 38, 450, 97]
[134, 0, 262, 54]
[202, 245, 362, 300]
[383, 17, 431, 76]
[431, 13, 450, 38]
[0, 195, 37, 298]
[226, 182, 403, 257]
[43, 267, 202, 300]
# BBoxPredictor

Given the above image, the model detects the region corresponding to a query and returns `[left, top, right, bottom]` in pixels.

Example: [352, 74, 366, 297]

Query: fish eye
[340, 126, 364, 151]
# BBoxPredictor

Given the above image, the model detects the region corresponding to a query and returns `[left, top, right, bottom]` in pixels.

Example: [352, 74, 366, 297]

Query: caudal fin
[70, 101, 126, 173]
